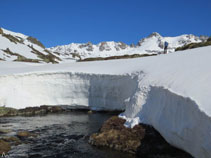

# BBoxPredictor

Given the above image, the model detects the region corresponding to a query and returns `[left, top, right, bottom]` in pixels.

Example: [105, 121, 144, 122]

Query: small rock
[2, 136, 21, 145]
[0, 139, 11, 154]
[0, 129, 12, 134]
[88, 110, 93, 114]
[17, 131, 37, 138]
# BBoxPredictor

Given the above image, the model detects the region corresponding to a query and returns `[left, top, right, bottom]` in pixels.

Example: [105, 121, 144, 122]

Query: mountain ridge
[0, 27, 209, 63]
[49, 32, 208, 61]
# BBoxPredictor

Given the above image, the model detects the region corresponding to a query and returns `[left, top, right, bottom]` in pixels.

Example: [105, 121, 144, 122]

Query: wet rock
[0, 106, 65, 117]
[0, 107, 18, 117]
[89, 116, 145, 153]
[89, 116, 193, 157]
[2, 136, 21, 145]
[0, 129, 12, 134]
[0, 136, 22, 154]
[88, 110, 93, 114]
[0, 139, 11, 154]
[17, 131, 37, 138]
[18, 107, 47, 116]
[1, 125, 12, 128]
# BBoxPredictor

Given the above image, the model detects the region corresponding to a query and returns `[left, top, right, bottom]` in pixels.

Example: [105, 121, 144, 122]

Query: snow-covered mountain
[0, 28, 61, 63]
[0, 27, 208, 63]
[49, 32, 208, 61]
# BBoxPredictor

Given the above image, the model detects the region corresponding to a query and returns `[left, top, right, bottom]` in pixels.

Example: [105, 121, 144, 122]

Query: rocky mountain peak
[148, 32, 161, 38]
[99, 42, 112, 51]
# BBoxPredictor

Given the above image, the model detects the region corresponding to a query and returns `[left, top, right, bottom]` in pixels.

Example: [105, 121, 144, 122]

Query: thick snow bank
[0, 46, 211, 158]
[0, 72, 137, 110]
[121, 85, 211, 158]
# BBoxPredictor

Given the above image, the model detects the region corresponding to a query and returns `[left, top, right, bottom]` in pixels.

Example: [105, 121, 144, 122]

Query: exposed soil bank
[0, 105, 122, 117]
[0, 106, 66, 117]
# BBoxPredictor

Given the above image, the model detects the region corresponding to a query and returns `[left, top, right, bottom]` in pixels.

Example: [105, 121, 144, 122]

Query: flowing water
[0, 112, 134, 158]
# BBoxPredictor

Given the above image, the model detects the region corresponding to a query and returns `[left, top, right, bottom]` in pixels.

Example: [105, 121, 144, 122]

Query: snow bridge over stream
[0, 46, 211, 158]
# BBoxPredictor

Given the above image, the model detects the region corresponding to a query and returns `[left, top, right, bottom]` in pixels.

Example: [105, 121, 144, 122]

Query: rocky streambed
[0, 106, 193, 158]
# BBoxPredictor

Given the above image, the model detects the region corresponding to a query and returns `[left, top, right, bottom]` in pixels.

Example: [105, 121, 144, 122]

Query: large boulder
[89, 116, 193, 157]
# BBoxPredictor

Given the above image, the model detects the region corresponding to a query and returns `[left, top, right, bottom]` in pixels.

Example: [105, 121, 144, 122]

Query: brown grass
[0, 28, 3, 34]
[27, 36, 45, 48]
[89, 116, 145, 153]
[2, 34, 23, 44]
[79, 53, 156, 62]
[3, 48, 40, 63]
[28, 45, 60, 63]
[175, 41, 211, 51]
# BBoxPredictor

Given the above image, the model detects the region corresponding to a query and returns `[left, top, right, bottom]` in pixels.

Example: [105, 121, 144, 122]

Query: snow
[0, 28, 204, 63]
[0, 35, 39, 60]
[0, 28, 54, 62]
[48, 33, 203, 61]
[1, 28, 27, 39]
[0, 46, 211, 158]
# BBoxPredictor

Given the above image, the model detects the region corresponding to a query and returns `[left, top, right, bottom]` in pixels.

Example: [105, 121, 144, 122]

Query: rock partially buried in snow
[89, 116, 144, 153]
[89, 116, 193, 157]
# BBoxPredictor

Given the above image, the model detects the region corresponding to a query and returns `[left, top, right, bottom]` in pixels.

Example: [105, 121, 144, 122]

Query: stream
[0, 112, 134, 158]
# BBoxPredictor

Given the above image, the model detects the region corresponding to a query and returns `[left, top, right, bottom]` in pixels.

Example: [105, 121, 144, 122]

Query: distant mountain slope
[0, 28, 61, 63]
[0, 28, 209, 63]
[49, 32, 208, 61]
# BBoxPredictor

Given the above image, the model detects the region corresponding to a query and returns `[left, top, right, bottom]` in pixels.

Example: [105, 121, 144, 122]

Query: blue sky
[0, 0, 211, 47]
